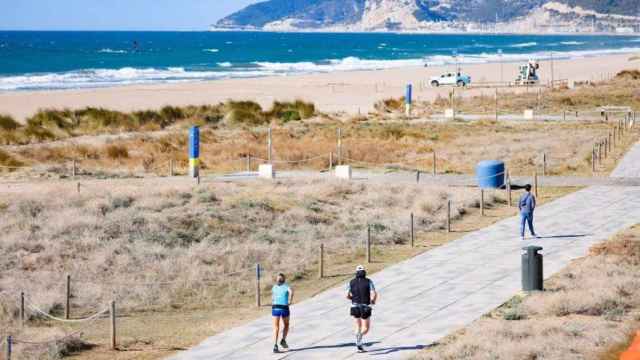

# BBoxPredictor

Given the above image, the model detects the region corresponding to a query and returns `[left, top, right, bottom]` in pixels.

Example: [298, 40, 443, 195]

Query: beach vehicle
[430, 72, 471, 87]
[515, 60, 540, 85]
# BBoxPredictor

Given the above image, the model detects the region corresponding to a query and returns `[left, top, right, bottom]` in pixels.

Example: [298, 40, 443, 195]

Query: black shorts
[350, 305, 372, 319]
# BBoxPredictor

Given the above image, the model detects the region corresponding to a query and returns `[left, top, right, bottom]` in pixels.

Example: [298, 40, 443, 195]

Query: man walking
[519, 184, 539, 240]
[347, 265, 378, 353]
[272, 273, 294, 353]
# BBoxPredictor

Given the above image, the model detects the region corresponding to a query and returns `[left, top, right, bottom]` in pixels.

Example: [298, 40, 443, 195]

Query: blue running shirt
[272, 284, 291, 306]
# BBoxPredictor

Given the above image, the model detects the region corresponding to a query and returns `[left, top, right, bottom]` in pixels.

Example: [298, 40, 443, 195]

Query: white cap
[356, 265, 366, 272]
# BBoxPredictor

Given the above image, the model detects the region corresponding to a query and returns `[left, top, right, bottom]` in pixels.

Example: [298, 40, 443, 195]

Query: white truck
[430, 72, 472, 87]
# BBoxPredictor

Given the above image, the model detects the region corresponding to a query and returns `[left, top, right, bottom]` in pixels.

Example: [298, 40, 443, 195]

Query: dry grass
[415, 225, 640, 360]
[0, 174, 573, 359]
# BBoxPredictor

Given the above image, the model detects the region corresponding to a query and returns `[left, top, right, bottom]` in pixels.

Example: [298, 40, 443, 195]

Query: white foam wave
[98, 48, 127, 54]
[509, 42, 537, 48]
[217, 62, 232, 67]
[0, 66, 274, 91]
[203, 48, 219, 53]
[254, 56, 425, 73]
[560, 41, 585, 45]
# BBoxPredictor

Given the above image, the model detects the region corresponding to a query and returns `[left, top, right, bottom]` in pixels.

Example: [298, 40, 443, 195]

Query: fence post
[562, 110, 566, 122]
[542, 153, 547, 177]
[168, 159, 174, 177]
[65, 274, 71, 320]
[328, 152, 333, 171]
[76, 182, 80, 194]
[410, 213, 415, 248]
[196, 173, 201, 185]
[267, 127, 273, 164]
[318, 244, 324, 279]
[337, 128, 342, 166]
[72, 160, 77, 178]
[534, 171, 539, 198]
[507, 171, 512, 207]
[432, 152, 437, 176]
[6, 335, 11, 360]
[110, 300, 116, 350]
[366, 225, 371, 264]
[604, 138, 608, 158]
[592, 147, 596, 173]
[255, 264, 261, 307]
[20, 292, 24, 327]
[495, 88, 499, 122]
[447, 200, 452, 233]
[608, 133, 612, 153]
[246, 155, 251, 172]
[480, 189, 485, 216]
[416, 170, 420, 184]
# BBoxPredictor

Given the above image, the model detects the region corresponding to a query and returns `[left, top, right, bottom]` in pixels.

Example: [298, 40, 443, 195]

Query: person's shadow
[366, 343, 436, 355]
[535, 234, 590, 239]
[288, 341, 381, 352]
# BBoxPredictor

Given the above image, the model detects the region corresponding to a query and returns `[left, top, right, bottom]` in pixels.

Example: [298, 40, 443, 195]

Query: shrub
[75, 107, 132, 129]
[0, 114, 20, 131]
[616, 69, 640, 80]
[160, 106, 185, 123]
[374, 97, 404, 112]
[105, 144, 129, 159]
[0, 149, 23, 169]
[27, 109, 75, 130]
[22, 125, 55, 142]
[267, 100, 315, 122]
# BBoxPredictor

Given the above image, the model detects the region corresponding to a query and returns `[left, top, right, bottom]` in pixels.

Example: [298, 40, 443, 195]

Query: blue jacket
[519, 192, 536, 214]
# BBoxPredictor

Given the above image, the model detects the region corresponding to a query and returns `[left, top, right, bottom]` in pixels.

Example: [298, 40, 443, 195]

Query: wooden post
[613, 128, 617, 147]
[562, 110, 566, 122]
[328, 152, 333, 171]
[604, 138, 608, 158]
[169, 159, 174, 177]
[6, 335, 11, 360]
[432, 152, 437, 176]
[196, 174, 201, 185]
[592, 147, 596, 173]
[72, 160, 77, 178]
[20, 292, 24, 327]
[267, 127, 273, 164]
[598, 142, 602, 164]
[506, 171, 512, 207]
[110, 300, 116, 350]
[246, 155, 251, 172]
[410, 213, 415, 248]
[534, 172, 539, 198]
[447, 200, 452, 233]
[366, 225, 372, 262]
[416, 171, 420, 184]
[255, 264, 261, 307]
[542, 153, 547, 177]
[76, 182, 80, 194]
[608, 133, 612, 153]
[318, 244, 324, 279]
[480, 189, 485, 216]
[495, 88, 498, 122]
[337, 128, 342, 166]
[65, 274, 71, 320]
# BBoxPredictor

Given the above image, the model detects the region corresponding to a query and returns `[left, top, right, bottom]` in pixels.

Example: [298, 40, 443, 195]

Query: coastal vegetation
[416, 225, 640, 360]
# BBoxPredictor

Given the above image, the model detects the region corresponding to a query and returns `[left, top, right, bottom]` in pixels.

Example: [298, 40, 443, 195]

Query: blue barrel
[476, 160, 505, 188]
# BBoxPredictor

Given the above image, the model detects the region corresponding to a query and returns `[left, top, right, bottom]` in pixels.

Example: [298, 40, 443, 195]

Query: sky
[0, 0, 263, 30]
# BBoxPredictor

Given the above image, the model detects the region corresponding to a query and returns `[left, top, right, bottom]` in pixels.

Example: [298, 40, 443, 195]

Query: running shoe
[280, 339, 289, 350]
[273, 344, 279, 353]
[357, 344, 365, 353]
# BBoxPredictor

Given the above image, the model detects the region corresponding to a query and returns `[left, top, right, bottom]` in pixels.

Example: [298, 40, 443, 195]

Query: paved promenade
[171, 145, 640, 360]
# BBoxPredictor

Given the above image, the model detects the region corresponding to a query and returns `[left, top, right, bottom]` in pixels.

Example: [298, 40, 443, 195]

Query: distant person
[347, 265, 378, 353]
[272, 273, 293, 353]
[519, 184, 539, 240]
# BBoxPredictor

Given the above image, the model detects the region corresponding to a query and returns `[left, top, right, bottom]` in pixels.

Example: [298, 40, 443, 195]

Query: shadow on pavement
[289, 341, 380, 352]
[366, 343, 433, 356]
[535, 234, 590, 239]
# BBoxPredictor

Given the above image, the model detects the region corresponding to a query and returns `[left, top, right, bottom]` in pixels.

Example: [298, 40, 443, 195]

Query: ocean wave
[217, 62, 232, 67]
[560, 41, 585, 45]
[254, 57, 425, 73]
[0, 67, 274, 91]
[509, 42, 537, 48]
[98, 48, 127, 54]
[203, 48, 219, 53]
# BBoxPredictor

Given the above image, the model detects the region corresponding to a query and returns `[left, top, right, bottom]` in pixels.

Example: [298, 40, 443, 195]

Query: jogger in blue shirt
[272, 273, 294, 353]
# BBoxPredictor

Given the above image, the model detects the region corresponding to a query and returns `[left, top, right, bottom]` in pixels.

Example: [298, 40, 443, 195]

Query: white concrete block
[523, 109, 535, 120]
[258, 164, 275, 179]
[568, 79, 576, 89]
[444, 108, 455, 119]
[335, 165, 352, 180]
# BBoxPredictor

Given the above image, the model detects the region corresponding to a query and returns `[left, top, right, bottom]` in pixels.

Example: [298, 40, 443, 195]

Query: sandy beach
[0, 53, 638, 121]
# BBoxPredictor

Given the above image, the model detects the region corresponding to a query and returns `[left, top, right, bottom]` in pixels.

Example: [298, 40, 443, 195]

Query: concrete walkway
[171, 146, 640, 360]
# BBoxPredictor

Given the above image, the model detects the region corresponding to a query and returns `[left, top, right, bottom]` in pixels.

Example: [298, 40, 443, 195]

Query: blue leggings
[520, 212, 535, 237]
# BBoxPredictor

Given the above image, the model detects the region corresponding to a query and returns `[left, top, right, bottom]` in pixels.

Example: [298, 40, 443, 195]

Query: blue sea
[0, 31, 639, 91]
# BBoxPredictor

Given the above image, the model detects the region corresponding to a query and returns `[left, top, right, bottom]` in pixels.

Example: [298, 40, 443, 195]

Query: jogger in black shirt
[347, 265, 378, 352]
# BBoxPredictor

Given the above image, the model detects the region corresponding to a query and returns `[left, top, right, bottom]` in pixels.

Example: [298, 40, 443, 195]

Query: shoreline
[0, 52, 638, 121]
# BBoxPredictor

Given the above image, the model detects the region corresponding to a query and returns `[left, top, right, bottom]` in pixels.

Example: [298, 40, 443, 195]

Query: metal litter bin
[522, 246, 543, 291]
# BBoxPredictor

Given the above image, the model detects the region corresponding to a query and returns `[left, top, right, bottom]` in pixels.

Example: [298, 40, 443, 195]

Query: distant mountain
[214, 0, 640, 33]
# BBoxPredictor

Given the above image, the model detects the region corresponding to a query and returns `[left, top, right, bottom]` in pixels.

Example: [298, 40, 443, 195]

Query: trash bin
[521, 246, 543, 291]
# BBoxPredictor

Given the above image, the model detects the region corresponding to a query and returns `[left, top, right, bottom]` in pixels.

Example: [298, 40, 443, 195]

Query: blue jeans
[520, 212, 536, 237]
